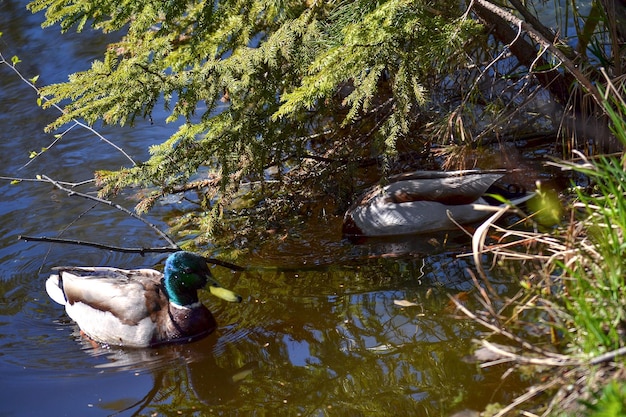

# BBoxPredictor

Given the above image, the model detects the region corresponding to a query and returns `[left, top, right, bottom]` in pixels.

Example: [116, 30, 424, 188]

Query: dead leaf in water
[444, 291, 470, 313]
[463, 343, 517, 363]
[393, 299, 419, 307]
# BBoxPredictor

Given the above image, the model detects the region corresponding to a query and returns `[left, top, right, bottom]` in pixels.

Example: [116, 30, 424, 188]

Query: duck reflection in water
[77, 335, 256, 415]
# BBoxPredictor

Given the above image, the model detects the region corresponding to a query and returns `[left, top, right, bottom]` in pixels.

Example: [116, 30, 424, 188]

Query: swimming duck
[46, 251, 242, 348]
[342, 169, 534, 237]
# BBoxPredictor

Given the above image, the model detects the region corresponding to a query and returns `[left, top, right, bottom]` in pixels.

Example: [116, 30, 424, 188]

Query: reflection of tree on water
[75, 258, 528, 416]
[229, 288, 476, 415]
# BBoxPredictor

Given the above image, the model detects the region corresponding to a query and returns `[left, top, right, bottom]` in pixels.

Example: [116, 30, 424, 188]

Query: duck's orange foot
[79, 330, 102, 349]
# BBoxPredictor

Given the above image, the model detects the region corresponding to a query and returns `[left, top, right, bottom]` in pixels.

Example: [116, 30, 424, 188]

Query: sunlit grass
[559, 155, 626, 355]
[461, 80, 626, 416]
[581, 380, 626, 417]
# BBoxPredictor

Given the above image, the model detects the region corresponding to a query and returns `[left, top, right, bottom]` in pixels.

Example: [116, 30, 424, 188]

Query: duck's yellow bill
[209, 285, 243, 303]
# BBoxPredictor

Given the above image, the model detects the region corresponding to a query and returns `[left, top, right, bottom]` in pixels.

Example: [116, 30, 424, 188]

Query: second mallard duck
[46, 251, 242, 348]
[343, 169, 534, 237]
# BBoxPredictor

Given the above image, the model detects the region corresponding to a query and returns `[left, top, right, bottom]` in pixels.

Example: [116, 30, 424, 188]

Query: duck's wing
[388, 169, 506, 182]
[47, 267, 165, 326]
[383, 171, 505, 205]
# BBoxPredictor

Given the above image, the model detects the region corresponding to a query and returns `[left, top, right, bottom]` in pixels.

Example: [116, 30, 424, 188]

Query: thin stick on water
[19, 235, 245, 271]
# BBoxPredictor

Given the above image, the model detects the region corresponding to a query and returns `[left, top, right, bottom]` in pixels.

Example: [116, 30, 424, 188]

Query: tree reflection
[81, 255, 526, 416]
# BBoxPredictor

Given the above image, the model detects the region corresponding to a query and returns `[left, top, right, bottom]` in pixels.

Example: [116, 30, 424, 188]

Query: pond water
[0, 3, 533, 416]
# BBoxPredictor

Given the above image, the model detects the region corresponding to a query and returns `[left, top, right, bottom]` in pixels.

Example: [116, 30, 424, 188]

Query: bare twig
[0, 175, 94, 187]
[589, 346, 626, 366]
[491, 368, 576, 417]
[479, 340, 579, 367]
[20, 123, 77, 170]
[472, 0, 603, 107]
[37, 203, 98, 274]
[40, 174, 179, 248]
[0, 52, 137, 166]
[4, 173, 245, 270]
[450, 294, 574, 361]
[205, 258, 245, 271]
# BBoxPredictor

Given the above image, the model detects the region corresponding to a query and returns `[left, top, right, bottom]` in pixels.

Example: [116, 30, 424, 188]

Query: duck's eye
[183, 267, 194, 274]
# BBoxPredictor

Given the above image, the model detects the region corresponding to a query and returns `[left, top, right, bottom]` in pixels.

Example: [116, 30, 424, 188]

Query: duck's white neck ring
[170, 301, 202, 310]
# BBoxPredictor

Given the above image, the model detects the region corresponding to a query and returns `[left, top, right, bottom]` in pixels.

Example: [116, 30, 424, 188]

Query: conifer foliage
[26, 0, 480, 238]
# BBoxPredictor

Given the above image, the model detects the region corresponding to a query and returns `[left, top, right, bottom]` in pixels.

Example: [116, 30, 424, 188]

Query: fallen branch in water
[18, 235, 245, 271]
[19, 235, 175, 254]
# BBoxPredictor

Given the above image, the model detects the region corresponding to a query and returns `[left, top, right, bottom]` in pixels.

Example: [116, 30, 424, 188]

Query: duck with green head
[46, 251, 242, 348]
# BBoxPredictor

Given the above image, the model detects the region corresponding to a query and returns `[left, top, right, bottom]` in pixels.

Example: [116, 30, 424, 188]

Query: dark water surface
[0, 3, 529, 416]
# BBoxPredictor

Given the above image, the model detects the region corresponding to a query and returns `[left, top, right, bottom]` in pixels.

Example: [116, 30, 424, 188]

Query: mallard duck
[343, 169, 534, 237]
[46, 251, 242, 348]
